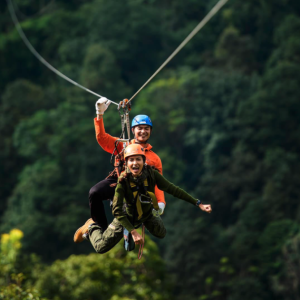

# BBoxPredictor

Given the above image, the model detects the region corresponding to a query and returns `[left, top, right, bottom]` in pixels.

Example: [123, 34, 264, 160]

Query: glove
[95, 97, 111, 115]
[158, 202, 165, 215]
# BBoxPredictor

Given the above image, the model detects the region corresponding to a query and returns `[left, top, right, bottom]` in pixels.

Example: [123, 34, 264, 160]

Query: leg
[143, 212, 166, 239]
[89, 176, 118, 229]
[88, 218, 123, 254]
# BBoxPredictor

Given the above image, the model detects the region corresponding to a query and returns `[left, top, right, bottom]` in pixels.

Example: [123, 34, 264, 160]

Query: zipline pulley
[110, 99, 132, 176]
[117, 98, 132, 146]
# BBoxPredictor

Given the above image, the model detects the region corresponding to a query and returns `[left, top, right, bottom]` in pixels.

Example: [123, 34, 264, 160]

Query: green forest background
[1, 0, 300, 299]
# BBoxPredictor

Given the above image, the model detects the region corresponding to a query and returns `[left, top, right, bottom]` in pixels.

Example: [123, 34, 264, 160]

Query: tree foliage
[1, 0, 300, 299]
[0, 229, 170, 300]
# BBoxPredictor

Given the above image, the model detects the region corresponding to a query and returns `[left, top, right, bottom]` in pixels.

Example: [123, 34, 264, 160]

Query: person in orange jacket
[74, 97, 165, 241]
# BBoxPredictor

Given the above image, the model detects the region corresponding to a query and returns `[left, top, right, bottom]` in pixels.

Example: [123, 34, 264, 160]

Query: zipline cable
[6, 0, 118, 106]
[128, 0, 229, 103]
[7, 0, 228, 107]
[13, 0, 56, 20]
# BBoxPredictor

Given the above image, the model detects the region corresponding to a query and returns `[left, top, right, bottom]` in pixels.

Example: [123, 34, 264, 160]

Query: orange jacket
[94, 118, 166, 205]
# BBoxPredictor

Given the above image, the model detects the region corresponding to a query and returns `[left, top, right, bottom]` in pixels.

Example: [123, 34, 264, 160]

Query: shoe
[73, 218, 94, 243]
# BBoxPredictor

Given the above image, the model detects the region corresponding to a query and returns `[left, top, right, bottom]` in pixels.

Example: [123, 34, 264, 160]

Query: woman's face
[127, 155, 144, 177]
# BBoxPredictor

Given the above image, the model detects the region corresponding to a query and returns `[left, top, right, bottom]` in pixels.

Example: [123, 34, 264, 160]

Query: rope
[138, 224, 145, 260]
[128, 0, 229, 103]
[6, 0, 118, 106]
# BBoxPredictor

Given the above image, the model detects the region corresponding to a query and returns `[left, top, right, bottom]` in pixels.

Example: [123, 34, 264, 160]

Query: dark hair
[118, 172, 128, 183]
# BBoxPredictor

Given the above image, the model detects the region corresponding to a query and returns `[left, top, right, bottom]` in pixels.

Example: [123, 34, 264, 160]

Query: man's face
[132, 125, 151, 143]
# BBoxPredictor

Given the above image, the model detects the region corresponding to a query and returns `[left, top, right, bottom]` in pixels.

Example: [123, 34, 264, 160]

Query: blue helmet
[131, 115, 153, 128]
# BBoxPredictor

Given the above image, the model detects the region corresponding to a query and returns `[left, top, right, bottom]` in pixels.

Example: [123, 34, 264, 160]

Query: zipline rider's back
[74, 98, 166, 240]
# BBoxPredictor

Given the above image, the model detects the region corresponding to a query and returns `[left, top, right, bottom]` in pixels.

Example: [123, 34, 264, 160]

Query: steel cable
[7, 0, 228, 107]
[128, 0, 229, 103]
[6, 0, 118, 105]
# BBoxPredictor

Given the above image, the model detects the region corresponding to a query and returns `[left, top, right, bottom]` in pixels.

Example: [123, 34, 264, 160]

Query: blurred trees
[34, 235, 170, 300]
[0, 229, 170, 300]
[0, 229, 47, 300]
[1, 0, 300, 299]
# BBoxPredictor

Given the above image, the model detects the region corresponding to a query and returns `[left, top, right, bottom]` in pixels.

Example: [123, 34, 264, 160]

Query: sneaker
[73, 218, 94, 243]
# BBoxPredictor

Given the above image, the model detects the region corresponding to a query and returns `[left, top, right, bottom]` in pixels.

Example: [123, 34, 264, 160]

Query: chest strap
[130, 179, 159, 220]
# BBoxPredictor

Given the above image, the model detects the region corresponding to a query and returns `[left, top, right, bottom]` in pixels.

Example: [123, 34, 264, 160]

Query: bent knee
[95, 244, 110, 254]
[154, 228, 166, 239]
[89, 186, 98, 198]
[95, 247, 107, 254]
[160, 229, 167, 239]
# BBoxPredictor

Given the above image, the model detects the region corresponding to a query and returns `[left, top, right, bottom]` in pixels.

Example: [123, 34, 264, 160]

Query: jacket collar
[131, 139, 152, 151]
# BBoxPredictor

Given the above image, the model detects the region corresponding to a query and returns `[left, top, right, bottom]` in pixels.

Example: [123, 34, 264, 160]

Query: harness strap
[132, 190, 143, 220]
[112, 140, 136, 179]
[130, 178, 159, 220]
[147, 191, 159, 211]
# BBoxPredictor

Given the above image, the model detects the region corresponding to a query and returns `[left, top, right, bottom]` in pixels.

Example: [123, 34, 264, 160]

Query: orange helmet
[124, 144, 145, 160]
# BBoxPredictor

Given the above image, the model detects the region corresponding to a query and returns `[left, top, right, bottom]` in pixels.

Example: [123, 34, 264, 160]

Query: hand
[131, 229, 143, 245]
[95, 97, 111, 116]
[158, 202, 165, 215]
[199, 203, 212, 214]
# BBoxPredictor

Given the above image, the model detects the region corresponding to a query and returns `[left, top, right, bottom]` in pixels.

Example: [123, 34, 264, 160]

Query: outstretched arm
[153, 156, 166, 214]
[154, 170, 212, 213]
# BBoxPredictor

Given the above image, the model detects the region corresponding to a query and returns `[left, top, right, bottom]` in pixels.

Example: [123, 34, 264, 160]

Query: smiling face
[132, 125, 151, 144]
[126, 155, 144, 177]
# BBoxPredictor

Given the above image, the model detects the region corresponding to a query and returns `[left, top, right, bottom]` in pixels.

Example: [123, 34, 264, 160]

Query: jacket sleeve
[155, 186, 165, 205]
[112, 182, 135, 232]
[94, 118, 123, 154]
[153, 155, 166, 205]
[154, 170, 197, 206]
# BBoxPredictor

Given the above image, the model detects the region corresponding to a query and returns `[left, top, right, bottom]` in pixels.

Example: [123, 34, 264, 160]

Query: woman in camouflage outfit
[75, 144, 212, 253]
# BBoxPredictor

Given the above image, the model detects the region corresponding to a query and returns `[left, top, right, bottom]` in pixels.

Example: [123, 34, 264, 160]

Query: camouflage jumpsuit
[88, 166, 197, 253]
